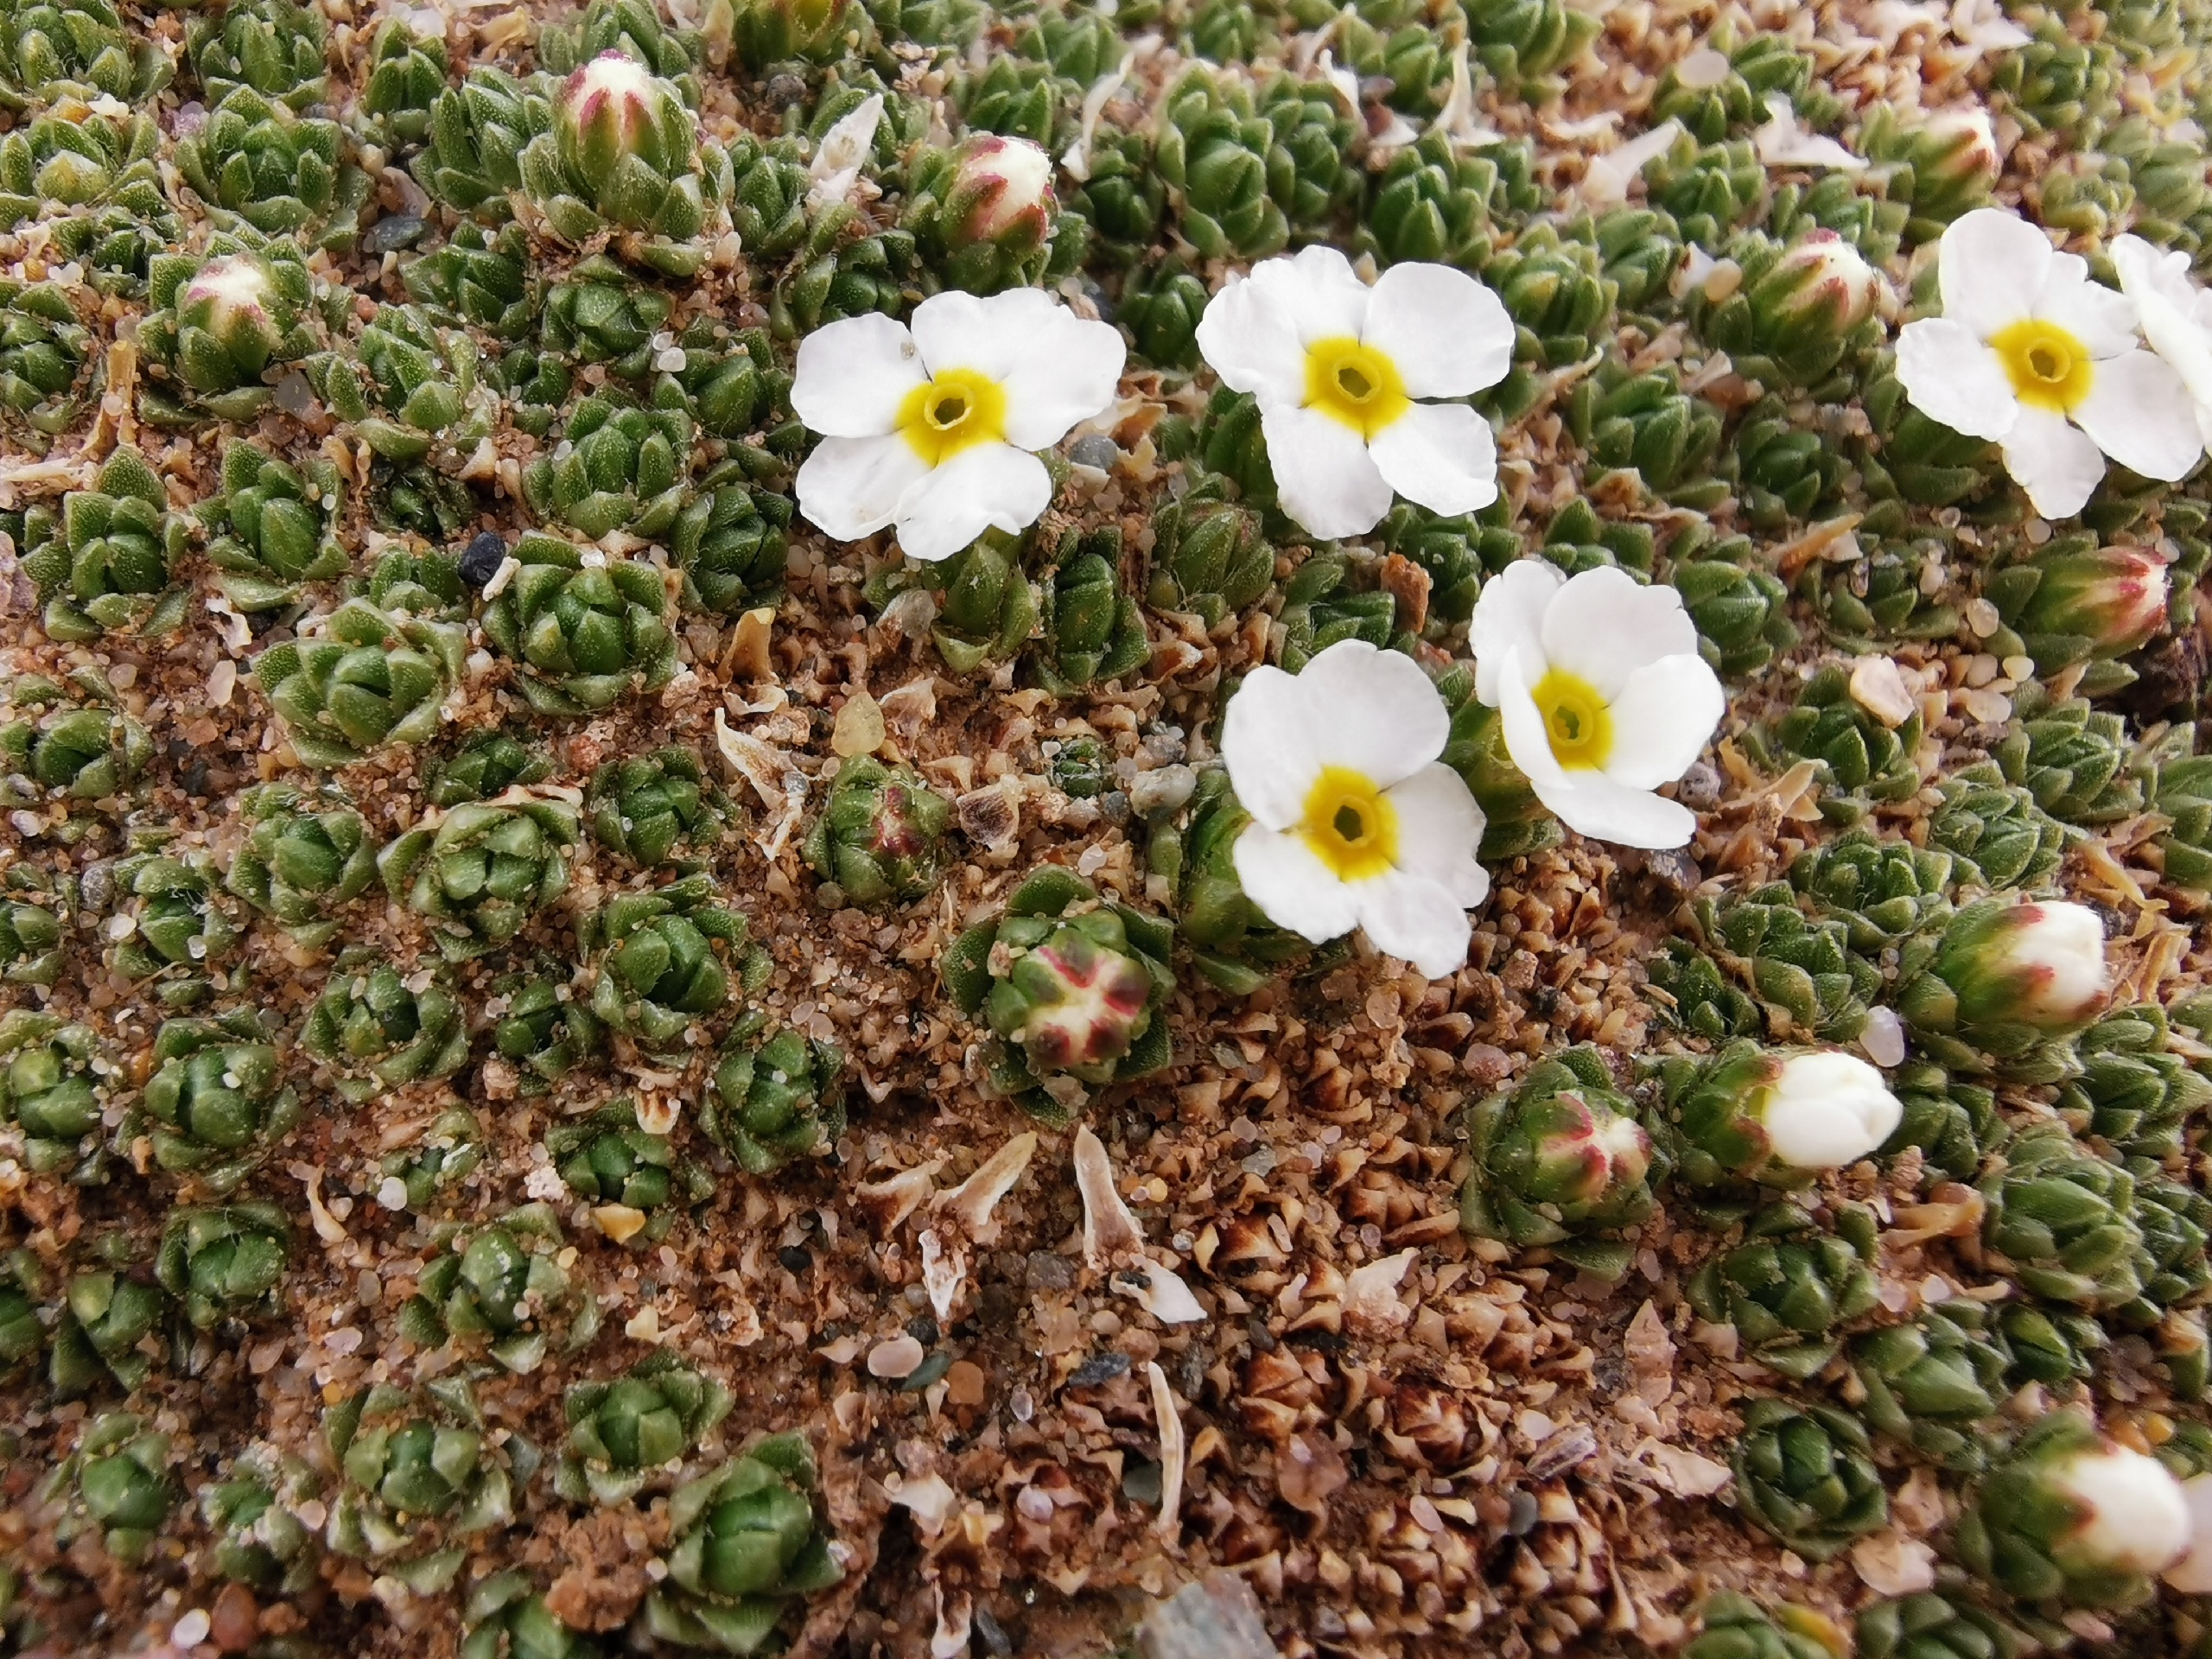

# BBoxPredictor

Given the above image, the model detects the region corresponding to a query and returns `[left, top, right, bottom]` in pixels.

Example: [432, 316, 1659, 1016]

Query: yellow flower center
[1298, 765, 1400, 883]
[1304, 336, 1412, 439]
[1532, 667, 1612, 770]
[897, 367, 1007, 467]
[1990, 318, 2094, 415]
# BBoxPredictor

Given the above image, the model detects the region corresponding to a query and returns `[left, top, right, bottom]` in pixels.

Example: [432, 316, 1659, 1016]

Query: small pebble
[458, 531, 508, 588]
[1068, 1350, 1131, 1389]
[944, 1358, 987, 1406]
[1128, 763, 1197, 817]
[1069, 433, 1120, 471]
[973, 1604, 1013, 1656]
[1026, 1251, 1075, 1290]
[172, 1609, 212, 1648]
[359, 213, 427, 256]
[868, 1333, 925, 1379]
[778, 1244, 811, 1274]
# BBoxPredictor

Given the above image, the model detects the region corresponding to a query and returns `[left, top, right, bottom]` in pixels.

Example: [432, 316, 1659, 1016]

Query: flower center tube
[1531, 668, 1612, 770]
[898, 367, 1007, 466]
[1989, 318, 2094, 414]
[1298, 765, 1400, 882]
[1303, 337, 1412, 439]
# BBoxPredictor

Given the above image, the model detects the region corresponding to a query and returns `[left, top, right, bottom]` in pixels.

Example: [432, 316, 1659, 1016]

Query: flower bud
[179, 254, 282, 381]
[1662, 1042, 1902, 1192]
[1764, 1051, 1904, 1170]
[556, 50, 677, 191]
[2012, 543, 2171, 661]
[1525, 1090, 1653, 1205]
[1919, 107, 2002, 189]
[2051, 1442, 2191, 1574]
[2164, 1473, 2212, 1593]
[1757, 230, 1880, 339]
[995, 921, 1154, 1077]
[1941, 899, 2109, 1036]
[946, 133, 1055, 254]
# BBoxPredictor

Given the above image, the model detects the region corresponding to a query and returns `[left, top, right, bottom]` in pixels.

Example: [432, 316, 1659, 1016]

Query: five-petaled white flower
[1895, 207, 2200, 520]
[791, 289, 1124, 563]
[1469, 563, 1725, 850]
[2112, 232, 2212, 454]
[1194, 245, 1513, 541]
[1221, 639, 1490, 980]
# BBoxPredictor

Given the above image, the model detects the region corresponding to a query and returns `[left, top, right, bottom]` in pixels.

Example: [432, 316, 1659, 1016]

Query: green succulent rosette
[1882, 1060, 2004, 1184]
[427, 730, 556, 808]
[1856, 1589, 2044, 1659]
[302, 954, 469, 1103]
[101, 847, 240, 1006]
[1685, 885, 1882, 1044]
[378, 1103, 486, 1213]
[17, 443, 188, 643]
[1459, 1047, 1661, 1281]
[557, 1351, 734, 1505]
[1153, 67, 1289, 261]
[0, 676, 153, 814]
[2056, 1005, 2212, 1159]
[702, 1020, 847, 1175]
[803, 755, 953, 908]
[44, 1413, 177, 1565]
[136, 1010, 297, 1191]
[200, 1445, 321, 1593]
[0, 277, 94, 440]
[1928, 769, 2067, 895]
[253, 597, 467, 767]
[378, 792, 580, 961]
[154, 1201, 290, 1329]
[519, 50, 733, 276]
[524, 395, 693, 541]
[1977, 1123, 2145, 1312]
[200, 441, 346, 611]
[1785, 830, 1954, 951]
[1687, 1592, 1851, 1659]
[727, 0, 851, 66]
[325, 1376, 529, 1597]
[490, 973, 603, 1094]
[942, 868, 1176, 1124]
[480, 531, 679, 715]
[0, 888, 65, 988]
[462, 1571, 603, 1659]
[1667, 532, 1800, 678]
[1843, 1300, 2010, 1470]
[1036, 525, 1148, 696]
[0, 103, 176, 296]
[581, 873, 750, 1051]
[0, 1010, 109, 1181]
[1687, 1209, 1879, 1379]
[1860, 105, 1999, 245]
[641, 1433, 844, 1655]
[1747, 662, 1923, 827]
[398, 1202, 600, 1374]
[1954, 1411, 2186, 1609]
[355, 17, 447, 148]
[1275, 552, 1405, 672]
[546, 1097, 714, 1243]
[225, 782, 379, 950]
[861, 527, 1040, 675]
[314, 301, 494, 467]
[413, 67, 548, 217]
[1144, 476, 1274, 631]
[1565, 361, 1726, 508]
[48, 1255, 164, 1397]
[175, 88, 368, 244]
[0, 0, 168, 108]
[1732, 1397, 1888, 1561]
[588, 747, 732, 868]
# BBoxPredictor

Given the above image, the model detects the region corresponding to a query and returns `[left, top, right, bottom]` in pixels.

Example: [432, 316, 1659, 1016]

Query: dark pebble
[458, 531, 507, 588]
[1067, 1350, 1129, 1389]
[1099, 790, 1131, 826]
[976, 1283, 1019, 1327]
[973, 1605, 1012, 1656]
[905, 1313, 939, 1347]
[1121, 1458, 1162, 1505]
[1026, 1251, 1075, 1290]
[1247, 1313, 1275, 1352]
[777, 1244, 811, 1274]
[764, 72, 807, 108]
[1505, 1488, 1540, 1535]
[360, 213, 427, 257]
[1069, 433, 1120, 472]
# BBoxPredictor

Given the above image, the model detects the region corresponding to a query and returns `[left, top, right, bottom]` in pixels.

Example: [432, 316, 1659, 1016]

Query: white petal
[1220, 665, 1320, 832]
[1262, 403, 1396, 540]
[1196, 246, 1370, 406]
[1469, 560, 1564, 708]
[2132, 282, 2212, 414]
[892, 442, 1052, 563]
[1495, 645, 1573, 792]
[1382, 763, 1490, 907]
[2000, 405, 2105, 519]
[1361, 263, 1513, 397]
[1894, 318, 2018, 442]
[909, 289, 1125, 449]
[1352, 869, 1473, 979]
[796, 434, 930, 541]
[791, 314, 926, 438]
[2072, 347, 2203, 482]
[2034, 255, 2139, 359]
[1538, 567, 1700, 703]
[1533, 766, 1700, 849]
[1600, 654, 1726, 790]
[1937, 207, 2053, 340]
[1232, 824, 1360, 944]
[1367, 401, 1499, 516]
[1294, 639, 1451, 790]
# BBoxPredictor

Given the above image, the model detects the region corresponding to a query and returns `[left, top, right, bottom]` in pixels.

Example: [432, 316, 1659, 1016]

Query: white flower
[2112, 232, 2212, 453]
[1220, 639, 1490, 979]
[2164, 1473, 2212, 1592]
[1466, 562, 1725, 849]
[1764, 1051, 1903, 1170]
[791, 289, 1124, 563]
[1994, 899, 2109, 1025]
[2050, 1443, 2190, 1573]
[1193, 245, 1513, 540]
[1895, 207, 2201, 519]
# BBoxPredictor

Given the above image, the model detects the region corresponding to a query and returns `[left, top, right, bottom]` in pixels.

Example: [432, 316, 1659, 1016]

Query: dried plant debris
[4, 0, 2212, 1656]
